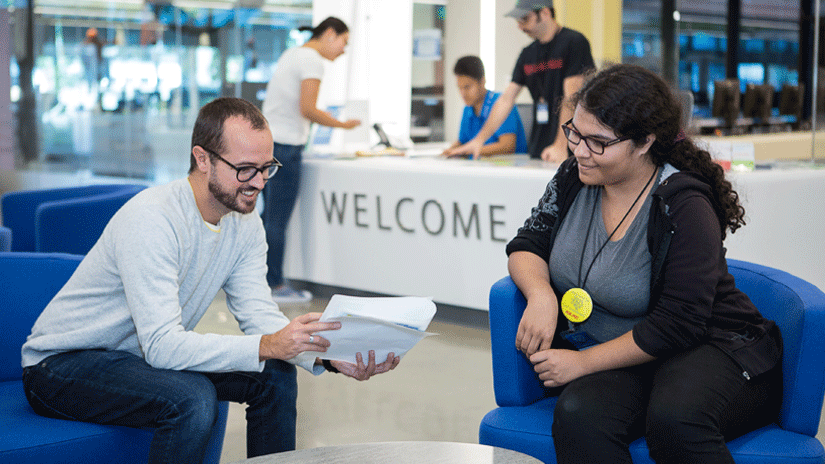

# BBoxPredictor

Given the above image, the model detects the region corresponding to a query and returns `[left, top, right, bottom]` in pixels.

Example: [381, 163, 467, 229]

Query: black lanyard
[576, 166, 658, 289]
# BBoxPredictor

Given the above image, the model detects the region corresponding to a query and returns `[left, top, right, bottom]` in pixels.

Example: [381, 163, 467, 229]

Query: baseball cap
[505, 0, 554, 18]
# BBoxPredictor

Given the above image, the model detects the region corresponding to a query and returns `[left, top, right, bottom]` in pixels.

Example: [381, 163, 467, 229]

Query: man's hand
[540, 144, 568, 163]
[442, 145, 470, 158]
[259, 313, 341, 361]
[441, 141, 461, 157]
[529, 349, 587, 388]
[445, 138, 484, 159]
[329, 351, 400, 381]
[442, 146, 472, 159]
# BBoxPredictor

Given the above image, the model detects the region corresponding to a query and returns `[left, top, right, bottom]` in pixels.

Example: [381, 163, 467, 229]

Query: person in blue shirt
[443, 56, 528, 157]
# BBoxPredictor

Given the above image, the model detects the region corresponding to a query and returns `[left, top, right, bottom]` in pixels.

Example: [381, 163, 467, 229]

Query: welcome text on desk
[321, 191, 508, 242]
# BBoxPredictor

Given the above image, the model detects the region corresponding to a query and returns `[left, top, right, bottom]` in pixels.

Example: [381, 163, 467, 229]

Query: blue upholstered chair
[0, 252, 228, 464]
[1, 184, 146, 254]
[0, 226, 10, 252]
[480, 259, 825, 464]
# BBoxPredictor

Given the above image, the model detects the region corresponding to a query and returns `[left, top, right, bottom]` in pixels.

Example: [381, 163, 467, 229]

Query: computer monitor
[742, 84, 774, 120]
[691, 34, 718, 52]
[778, 84, 803, 117]
[737, 63, 765, 89]
[712, 79, 740, 124]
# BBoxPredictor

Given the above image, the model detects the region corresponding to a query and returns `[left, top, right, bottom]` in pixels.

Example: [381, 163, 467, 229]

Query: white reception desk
[284, 155, 825, 310]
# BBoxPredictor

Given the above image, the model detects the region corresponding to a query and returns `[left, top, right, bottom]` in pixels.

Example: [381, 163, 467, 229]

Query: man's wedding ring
[309, 335, 314, 343]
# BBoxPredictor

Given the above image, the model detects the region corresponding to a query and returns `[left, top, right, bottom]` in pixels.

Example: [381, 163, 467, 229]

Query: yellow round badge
[561, 288, 593, 323]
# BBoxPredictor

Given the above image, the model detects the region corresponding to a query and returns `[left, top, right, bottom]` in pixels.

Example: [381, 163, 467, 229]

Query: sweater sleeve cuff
[287, 352, 326, 376]
[322, 358, 340, 373]
[246, 334, 268, 372]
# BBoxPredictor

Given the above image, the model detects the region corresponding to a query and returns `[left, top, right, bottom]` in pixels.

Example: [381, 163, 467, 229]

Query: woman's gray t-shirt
[549, 166, 675, 344]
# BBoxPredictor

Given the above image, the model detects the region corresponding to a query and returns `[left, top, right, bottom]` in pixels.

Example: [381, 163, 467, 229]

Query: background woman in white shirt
[262, 17, 361, 303]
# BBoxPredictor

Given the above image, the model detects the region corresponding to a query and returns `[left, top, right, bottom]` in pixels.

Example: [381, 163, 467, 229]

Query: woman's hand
[529, 332, 656, 388]
[340, 119, 361, 129]
[509, 251, 559, 358]
[529, 348, 587, 388]
[516, 295, 557, 357]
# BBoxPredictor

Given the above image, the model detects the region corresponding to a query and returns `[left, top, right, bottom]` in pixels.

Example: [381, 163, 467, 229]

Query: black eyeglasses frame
[561, 118, 633, 155]
[201, 147, 282, 182]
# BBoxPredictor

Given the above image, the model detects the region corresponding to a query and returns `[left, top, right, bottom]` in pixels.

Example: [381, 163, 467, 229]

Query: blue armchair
[0, 252, 228, 464]
[0, 226, 10, 252]
[479, 259, 825, 464]
[1, 184, 146, 254]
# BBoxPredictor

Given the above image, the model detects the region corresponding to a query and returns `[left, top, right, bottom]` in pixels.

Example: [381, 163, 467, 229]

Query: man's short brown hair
[189, 97, 269, 173]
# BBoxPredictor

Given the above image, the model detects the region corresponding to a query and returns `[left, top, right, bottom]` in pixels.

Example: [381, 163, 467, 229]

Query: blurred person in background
[449, 0, 594, 162]
[81, 27, 106, 108]
[262, 16, 361, 304]
[443, 55, 527, 157]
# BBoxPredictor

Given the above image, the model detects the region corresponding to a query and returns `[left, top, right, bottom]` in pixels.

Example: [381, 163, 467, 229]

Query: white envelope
[306, 295, 437, 363]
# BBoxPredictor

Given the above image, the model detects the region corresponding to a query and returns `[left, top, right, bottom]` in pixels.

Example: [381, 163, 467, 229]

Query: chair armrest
[35, 188, 143, 254]
[728, 259, 825, 437]
[0, 226, 10, 252]
[0, 252, 84, 381]
[2, 185, 145, 252]
[2, 189, 72, 252]
[489, 276, 546, 407]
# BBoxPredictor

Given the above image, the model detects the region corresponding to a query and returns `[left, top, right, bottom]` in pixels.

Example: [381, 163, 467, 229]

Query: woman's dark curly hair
[570, 64, 745, 239]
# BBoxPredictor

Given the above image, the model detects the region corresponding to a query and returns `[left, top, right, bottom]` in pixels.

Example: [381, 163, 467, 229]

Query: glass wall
[6, 0, 823, 173]
[411, 2, 446, 143]
[8, 0, 311, 179]
[622, 0, 810, 137]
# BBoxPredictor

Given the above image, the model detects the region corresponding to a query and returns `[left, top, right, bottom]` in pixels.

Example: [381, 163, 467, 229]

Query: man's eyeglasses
[561, 119, 632, 155]
[202, 147, 282, 182]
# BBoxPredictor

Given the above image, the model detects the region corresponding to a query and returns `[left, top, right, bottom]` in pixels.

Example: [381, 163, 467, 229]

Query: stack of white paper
[306, 295, 437, 363]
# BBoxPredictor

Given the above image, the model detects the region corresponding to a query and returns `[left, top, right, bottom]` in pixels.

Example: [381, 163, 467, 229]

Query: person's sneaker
[271, 285, 313, 304]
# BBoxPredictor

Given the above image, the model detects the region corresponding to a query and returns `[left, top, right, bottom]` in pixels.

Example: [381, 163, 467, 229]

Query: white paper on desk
[305, 295, 437, 363]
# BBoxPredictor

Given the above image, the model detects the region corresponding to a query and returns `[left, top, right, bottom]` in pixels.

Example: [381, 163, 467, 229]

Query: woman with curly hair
[506, 63, 782, 463]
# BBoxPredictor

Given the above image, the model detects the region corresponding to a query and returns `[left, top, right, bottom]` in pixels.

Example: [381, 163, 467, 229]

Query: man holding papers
[21, 98, 399, 464]
[308, 295, 437, 363]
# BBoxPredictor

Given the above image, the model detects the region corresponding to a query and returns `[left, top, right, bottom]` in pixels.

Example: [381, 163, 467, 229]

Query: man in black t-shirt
[451, 0, 594, 161]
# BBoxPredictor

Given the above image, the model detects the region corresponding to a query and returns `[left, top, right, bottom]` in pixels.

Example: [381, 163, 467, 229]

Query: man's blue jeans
[22, 349, 297, 463]
[262, 142, 303, 287]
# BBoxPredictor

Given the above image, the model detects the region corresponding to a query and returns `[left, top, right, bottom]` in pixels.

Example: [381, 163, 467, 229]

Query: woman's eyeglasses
[561, 119, 632, 155]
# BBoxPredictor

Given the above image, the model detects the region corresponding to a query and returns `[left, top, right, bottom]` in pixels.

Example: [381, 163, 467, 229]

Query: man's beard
[208, 172, 258, 215]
